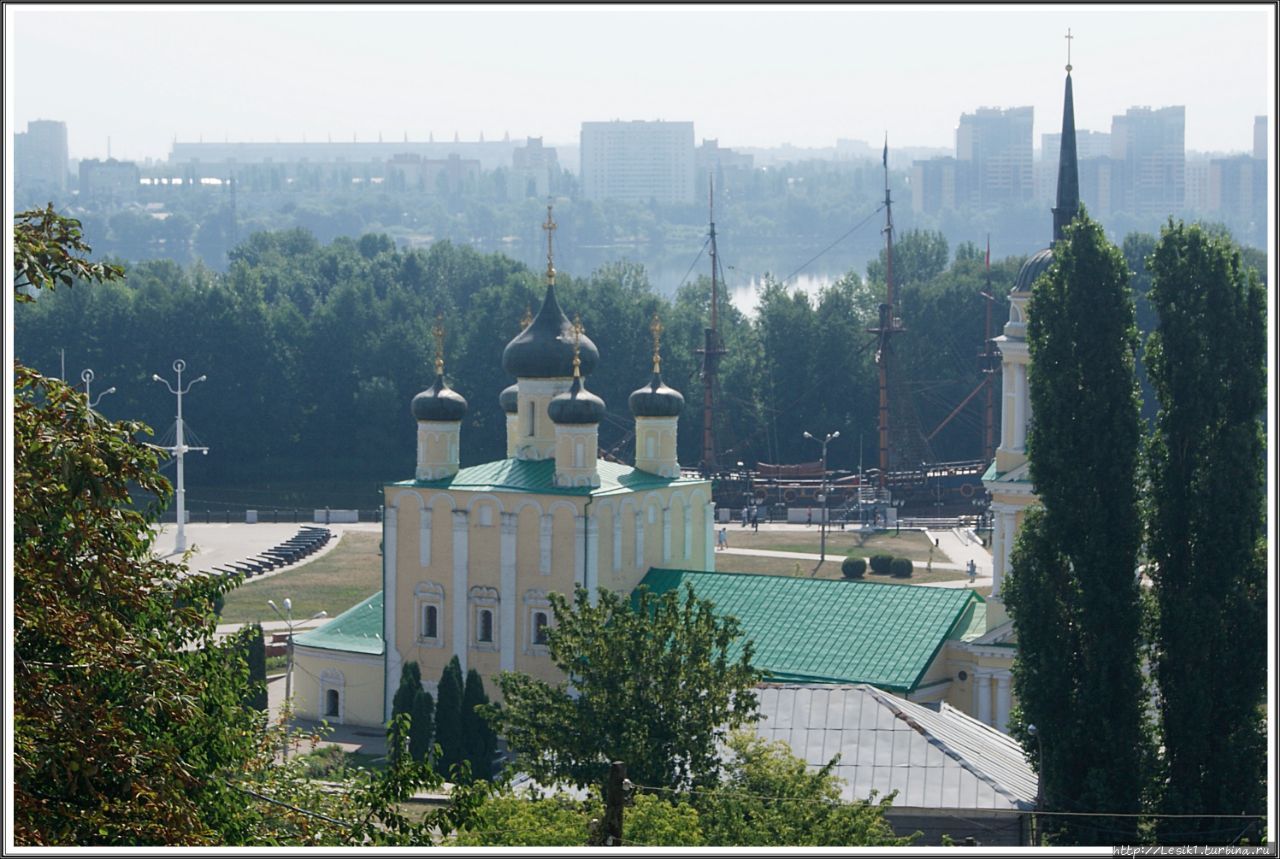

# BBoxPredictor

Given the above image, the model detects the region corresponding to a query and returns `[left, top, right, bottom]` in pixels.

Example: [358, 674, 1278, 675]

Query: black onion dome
[502, 284, 599, 378]
[629, 372, 684, 418]
[412, 374, 468, 422]
[547, 377, 605, 425]
[499, 383, 519, 414]
[1012, 247, 1055, 294]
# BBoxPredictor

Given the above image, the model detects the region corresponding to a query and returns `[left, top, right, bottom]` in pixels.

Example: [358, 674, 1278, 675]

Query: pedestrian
[967, 558, 977, 581]
[741, 506, 748, 528]
[751, 511, 758, 533]
[806, 509, 813, 528]
[717, 527, 728, 551]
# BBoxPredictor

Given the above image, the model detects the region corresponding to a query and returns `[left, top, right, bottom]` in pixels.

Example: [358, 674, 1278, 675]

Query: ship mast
[981, 234, 997, 461]
[697, 177, 727, 473]
[867, 137, 903, 490]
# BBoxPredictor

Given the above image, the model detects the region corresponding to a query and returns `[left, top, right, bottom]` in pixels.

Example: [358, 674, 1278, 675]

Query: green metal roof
[293, 591, 384, 655]
[392, 457, 706, 498]
[637, 569, 982, 693]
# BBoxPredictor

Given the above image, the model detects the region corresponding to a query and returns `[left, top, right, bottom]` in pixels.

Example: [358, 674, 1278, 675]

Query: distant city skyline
[5, 4, 1274, 164]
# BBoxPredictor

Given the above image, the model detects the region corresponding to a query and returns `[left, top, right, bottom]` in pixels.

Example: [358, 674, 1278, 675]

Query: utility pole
[804, 430, 839, 569]
[696, 178, 727, 475]
[153, 359, 208, 554]
[603, 760, 626, 846]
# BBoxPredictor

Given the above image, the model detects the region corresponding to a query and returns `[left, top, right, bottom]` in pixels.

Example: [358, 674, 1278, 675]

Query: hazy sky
[5, 3, 1275, 163]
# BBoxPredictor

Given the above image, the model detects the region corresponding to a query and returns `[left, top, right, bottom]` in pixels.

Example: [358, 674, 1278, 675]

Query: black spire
[1051, 69, 1080, 242]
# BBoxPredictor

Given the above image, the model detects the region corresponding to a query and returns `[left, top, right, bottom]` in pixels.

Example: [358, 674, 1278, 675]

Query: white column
[383, 502, 399, 721]
[451, 510, 469, 674]
[683, 506, 693, 561]
[976, 671, 993, 726]
[995, 672, 1012, 733]
[662, 507, 672, 564]
[612, 509, 622, 573]
[419, 506, 432, 567]
[586, 514, 599, 605]
[1001, 510, 1016, 595]
[1001, 361, 1016, 449]
[990, 507, 1008, 598]
[573, 514, 586, 590]
[1013, 364, 1026, 450]
[539, 513, 552, 575]
[634, 510, 645, 568]
[500, 513, 517, 672]
[705, 501, 716, 570]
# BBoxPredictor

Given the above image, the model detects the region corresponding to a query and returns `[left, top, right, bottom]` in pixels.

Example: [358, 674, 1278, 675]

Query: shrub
[869, 554, 893, 575]
[890, 557, 914, 578]
[841, 556, 867, 578]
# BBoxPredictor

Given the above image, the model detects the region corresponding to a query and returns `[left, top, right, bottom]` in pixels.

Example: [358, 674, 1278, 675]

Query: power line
[781, 204, 885, 286]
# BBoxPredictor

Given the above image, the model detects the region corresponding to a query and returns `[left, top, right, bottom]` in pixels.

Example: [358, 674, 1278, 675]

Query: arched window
[325, 689, 340, 718]
[646, 434, 656, 459]
[416, 582, 445, 647]
[423, 604, 438, 639]
[533, 611, 549, 645]
[574, 441, 585, 468]
[478, 609, 494, 643]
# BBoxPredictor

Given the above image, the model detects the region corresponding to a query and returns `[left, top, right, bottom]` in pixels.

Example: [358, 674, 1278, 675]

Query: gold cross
[650, 313, 663, 373]
[1065, 28, 1073, 72]
[432, 312, 445, 375]
[571, 314, 583, 379]
[543, 203, 557, 283]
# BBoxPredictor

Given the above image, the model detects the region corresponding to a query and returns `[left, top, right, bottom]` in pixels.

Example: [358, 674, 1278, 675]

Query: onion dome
[1012, 247, 1054, 294]
[548, 376, 606, 425]
[630, 372, 684, 417]
[499, 383, 519, 414]
[501, 283, 599, 378]
[502, 204, 599, 378]
[412, 373, 468, 422]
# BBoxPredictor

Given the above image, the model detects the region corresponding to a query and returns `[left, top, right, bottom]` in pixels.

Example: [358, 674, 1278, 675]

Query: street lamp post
[267, 598, 327, 756]
[803, 430, 840, 567]
[81, 368, 116, 409]
[153, 360, 208, 554]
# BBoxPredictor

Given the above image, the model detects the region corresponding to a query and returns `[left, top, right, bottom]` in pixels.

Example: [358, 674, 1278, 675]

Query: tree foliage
[1005, 207, 1149, 845]
[461, 668, 497, 782]
[1144, 221, 1267, 839]
[434, 655, 466, 777]
[485, 584, 761, 793]
[408, 690, 436, 767]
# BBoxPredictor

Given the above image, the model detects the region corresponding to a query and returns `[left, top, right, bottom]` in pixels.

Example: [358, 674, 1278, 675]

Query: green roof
[293, 591, 384, 655]
[637, 569, 982, 693]
[392, 457, 705, 498]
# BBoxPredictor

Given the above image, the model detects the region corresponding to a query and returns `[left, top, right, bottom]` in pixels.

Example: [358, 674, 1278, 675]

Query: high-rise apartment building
[955, 107, 1033, 208]
[14, 119, 69, 193]
[580, 120, 695, 204]
[1110, 106, 1185, 216]
[910, 157, 961, 215]
[509, 137, 559, 199]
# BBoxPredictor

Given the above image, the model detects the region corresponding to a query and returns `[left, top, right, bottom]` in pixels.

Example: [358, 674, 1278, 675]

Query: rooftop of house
[392, 456, 707, 498]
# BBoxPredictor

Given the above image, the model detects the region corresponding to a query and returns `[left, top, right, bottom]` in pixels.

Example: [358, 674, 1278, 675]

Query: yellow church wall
[292, 647, 385, 728]
[516, 505, 541, 580]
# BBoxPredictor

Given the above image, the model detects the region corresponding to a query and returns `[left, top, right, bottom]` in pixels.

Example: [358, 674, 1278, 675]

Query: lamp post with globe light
[803, 430, 839, 567]
[81, 368, 116, 409]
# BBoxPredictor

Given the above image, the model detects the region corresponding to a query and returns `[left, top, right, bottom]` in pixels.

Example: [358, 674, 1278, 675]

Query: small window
[533, 611, 549, 645]
[423, 604, 438, 639]
[574, 441, 585, 468]
[478, 609, 494, 643]
[646, 434, 656, 459]
[325, 689, 340, 718]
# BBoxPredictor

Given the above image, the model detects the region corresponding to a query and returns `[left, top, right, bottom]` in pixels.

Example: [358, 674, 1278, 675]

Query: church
[290, 59, 1085, 739]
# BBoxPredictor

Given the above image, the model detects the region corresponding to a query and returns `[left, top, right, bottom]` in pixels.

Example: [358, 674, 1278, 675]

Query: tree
[449, 789, 703, 847]
[693, 732, 913, 847]
[1003, 208, 1149, 845]
[1144, 221, 1266, 841]
[408, 690, 436, 766]
[245, 623, 268, 711]
[391, 661, 422, 722]
[461, 669, 497, 782]
[435, 656, 466, 777]
[485, 584, 761, 793]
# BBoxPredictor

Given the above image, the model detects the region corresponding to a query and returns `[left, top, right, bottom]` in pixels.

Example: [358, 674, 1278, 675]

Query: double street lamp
[81, 368, 116, 409]
[267, 598, 327, 755]
[152, 360, 207, 554]
[803, 430, 839, 567]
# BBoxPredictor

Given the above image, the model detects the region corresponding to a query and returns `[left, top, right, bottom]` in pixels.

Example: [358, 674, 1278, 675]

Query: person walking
[717, 527, 728, 551]
[967, 558, 977, 582]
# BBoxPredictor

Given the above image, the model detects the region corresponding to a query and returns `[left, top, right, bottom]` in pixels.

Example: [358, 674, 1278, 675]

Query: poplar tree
[1144, 222, 1266, 841]
[1004, 209, 1148, 845]
[461, 669, 497, 782]
[408, 689, 436, 766]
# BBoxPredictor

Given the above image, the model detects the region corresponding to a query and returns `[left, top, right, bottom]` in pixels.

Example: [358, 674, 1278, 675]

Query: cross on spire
[543, 202, 557, 284]
[432, 312, 445, 375]
[650, 313, 664, 374]
[1065, 27, 1073, 72]
[571, 314, 583, 379]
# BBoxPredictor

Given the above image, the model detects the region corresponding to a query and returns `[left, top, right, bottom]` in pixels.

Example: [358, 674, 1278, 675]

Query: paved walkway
[717, 525, 993, 590]
[152, 521, 381, 580]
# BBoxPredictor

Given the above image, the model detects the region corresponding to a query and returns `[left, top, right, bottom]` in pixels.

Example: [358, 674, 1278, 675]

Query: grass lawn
[715, 551, 968, 585]
[218, 531, 382, 625]
[727, 529, 937, 562]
